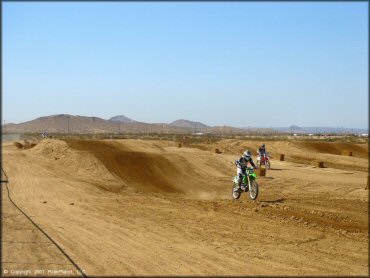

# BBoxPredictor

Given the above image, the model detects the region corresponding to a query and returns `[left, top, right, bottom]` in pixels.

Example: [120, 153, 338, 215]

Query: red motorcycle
[257, 152, 271, 169]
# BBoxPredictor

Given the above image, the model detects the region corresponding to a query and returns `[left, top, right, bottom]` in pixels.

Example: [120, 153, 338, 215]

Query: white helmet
[243, 150, 251, 159]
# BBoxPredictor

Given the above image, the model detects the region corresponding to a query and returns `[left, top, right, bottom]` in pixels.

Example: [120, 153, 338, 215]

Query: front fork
[246, 174, 251, 190]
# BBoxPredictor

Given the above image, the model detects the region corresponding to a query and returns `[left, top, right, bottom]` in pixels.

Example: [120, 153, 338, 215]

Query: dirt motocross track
[2, 138, 369, 276]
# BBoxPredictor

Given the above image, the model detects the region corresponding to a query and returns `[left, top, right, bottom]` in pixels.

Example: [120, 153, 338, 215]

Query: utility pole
[194, 123, 197, 134]
[3, 119, 5, 134]
[67, 116, 70, 134]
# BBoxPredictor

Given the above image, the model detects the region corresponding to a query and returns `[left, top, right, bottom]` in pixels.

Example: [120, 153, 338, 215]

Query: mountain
[169, 119, 210, 129]
[109, 115, 136, 123]
[3, 114, 197, 134]
[3, 114, 115, 134]
[289, 125, 302, 131]
[4, 114, 366, 135]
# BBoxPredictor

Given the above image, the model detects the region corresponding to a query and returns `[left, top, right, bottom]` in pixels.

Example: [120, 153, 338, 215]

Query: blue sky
[3, 2, 368, 128]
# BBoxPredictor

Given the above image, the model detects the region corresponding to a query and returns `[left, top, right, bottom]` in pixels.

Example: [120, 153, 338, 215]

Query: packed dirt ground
[1, 138, 369, 276]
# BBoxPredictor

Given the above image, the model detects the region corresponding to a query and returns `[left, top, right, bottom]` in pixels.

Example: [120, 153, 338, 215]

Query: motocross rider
[257, 143, 267, 160]
[258, 143, 266, 155]
[235, 150, 257, 189]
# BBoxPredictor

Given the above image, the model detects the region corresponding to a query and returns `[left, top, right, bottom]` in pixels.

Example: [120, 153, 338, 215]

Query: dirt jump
[2, 138, 368, 276]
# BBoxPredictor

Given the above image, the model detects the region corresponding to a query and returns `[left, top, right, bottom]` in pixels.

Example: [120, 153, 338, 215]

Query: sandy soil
[1, 138, 368, 276]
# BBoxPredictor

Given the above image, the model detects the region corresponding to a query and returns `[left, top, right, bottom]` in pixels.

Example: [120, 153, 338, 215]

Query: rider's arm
[250, 159, 257, 168]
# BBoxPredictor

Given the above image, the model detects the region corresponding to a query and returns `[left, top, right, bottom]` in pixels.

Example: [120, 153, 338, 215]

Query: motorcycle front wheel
[249, 180, 259, 200]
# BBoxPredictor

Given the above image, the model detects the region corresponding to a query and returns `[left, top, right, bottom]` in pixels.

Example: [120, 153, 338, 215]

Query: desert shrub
[23, 142, 31, 149]
[21, 140, 37, 149]
[13, 142, 23, 149]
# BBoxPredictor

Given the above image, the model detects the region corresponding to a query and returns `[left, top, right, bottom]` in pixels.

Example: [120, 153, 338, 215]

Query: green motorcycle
[232, 167, 259, 200]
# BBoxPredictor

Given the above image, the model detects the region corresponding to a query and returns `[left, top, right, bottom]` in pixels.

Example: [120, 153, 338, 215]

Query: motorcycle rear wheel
[232, 186, 241, 200]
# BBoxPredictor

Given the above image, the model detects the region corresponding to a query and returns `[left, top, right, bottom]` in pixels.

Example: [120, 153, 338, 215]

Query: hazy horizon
[3, 113, 368, 130]
[3, 2, 368, 129]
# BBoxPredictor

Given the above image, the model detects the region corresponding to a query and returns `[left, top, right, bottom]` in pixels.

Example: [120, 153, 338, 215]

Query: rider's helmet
[262, 143, 265, 148]
[243, 150, 251, 159]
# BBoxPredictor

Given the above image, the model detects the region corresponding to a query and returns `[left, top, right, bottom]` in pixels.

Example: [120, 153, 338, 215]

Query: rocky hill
[169, 119, 210, 129]
[3, 114, 191, 134]
[109, 115, 136, 123]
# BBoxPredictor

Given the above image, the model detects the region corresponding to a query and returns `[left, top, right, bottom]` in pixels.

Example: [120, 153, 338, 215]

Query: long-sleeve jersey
[235, 156, 256, 169]
[258, 146, 266, 154]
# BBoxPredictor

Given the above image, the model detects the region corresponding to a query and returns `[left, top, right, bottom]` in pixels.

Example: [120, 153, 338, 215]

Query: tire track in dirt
[1, 186, 78, 276]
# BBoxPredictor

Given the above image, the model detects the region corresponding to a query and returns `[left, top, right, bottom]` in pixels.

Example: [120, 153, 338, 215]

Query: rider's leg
[242, 168, 248, 191]
[242, 168, 247, 183]
[237, 168, 243, 188]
